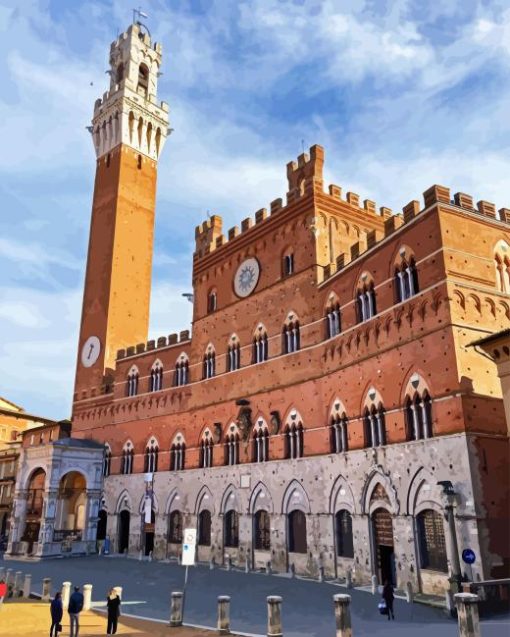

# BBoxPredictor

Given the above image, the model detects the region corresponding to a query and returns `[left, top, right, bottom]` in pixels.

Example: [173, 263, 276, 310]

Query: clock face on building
[234, 258, 260, 298]
[81, 336, 101, 368]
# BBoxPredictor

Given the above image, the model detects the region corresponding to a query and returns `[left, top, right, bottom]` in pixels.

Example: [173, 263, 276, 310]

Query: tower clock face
[234, 258, 260, 298]
[81, 336, 101, 368]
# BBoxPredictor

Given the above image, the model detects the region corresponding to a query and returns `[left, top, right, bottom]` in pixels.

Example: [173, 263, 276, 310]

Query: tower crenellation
[91, 23, 169, 161]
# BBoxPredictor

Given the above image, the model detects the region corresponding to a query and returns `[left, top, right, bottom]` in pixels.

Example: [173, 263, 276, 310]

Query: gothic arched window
[494, 241, 510, 293]
[288, 510, 307, 553]
[126, 366, 139, 397]
[395, 249, 419, 302]
[252, 426, 269, 463]
[330, 412, 348, 453]
[363, 397, 386, 448]
[137, 63, 149, 96]
[121, 441, 134, 475]
[356, 275, 377, 322]
[224, 510, 239, 548]
[405, 392, 433, 440]
[417, 509, 447, 572]
[144, 437, 159, 473]
[199, 432, 214, 468]
[254, 510, 271, 550]
[168, 510, 183, 543]
[227, 336, 241, 372]
[198, 510, 211, 546]
[283, 315, 300, 354]
[203, 346, 216, 379]
[252, 325, 268, 364]
[325, 300, 341, 338]
[170, 438, 186, 471]
[335, 510, 354, 557]
[150, 360, 164, 392]
[224, 431, 239, 466]
[284, 413, 304, 459]
[174, 354, 189, 387]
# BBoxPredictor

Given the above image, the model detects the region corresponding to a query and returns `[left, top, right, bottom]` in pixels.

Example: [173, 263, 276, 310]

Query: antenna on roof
[206, 210, 211, 219]
[301, 139, 305, 154]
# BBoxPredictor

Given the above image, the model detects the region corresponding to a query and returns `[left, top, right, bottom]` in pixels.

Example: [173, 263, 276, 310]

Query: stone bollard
[113, 586, 123, 599]
[245, 555, 250, 573]
[226, 555, 232, 571]
[209, 557, 215, 570]
[345, 569, 352, 589]
[42, 578, 52, 602]
[455, 593, 480, 637]
[333, 594, 352, 637]
[266, 561, 272, 575]
[405, 581, 414, 604]
[22, 574, 32, 598]
[371, 574, 378, 595]
[83, 584, 93, 611]
[289, 563, 295, 578]
[14, 571, 23, 596]
[138, 549, 143, 561]
[318, 565, 325, 582]
[61, 582, 72, 609]
[217, 595, 231, 634]
[169, 591, 184, 627]
[267, 595, 283, 637]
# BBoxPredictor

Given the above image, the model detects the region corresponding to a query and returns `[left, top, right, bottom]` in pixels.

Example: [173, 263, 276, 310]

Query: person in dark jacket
[50, 591, 63, 636]
[68, 586, 84, 637]
[382, 580, 395, 620]
[106, 588, 121, 635]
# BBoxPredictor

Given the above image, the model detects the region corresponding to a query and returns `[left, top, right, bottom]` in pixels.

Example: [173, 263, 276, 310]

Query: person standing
[68, 586, 84, 637]
[106, 588, 121, 635]
[50, 591, 63, 636]
[0, 578, 7, 608]
[382, 580, 395, 620]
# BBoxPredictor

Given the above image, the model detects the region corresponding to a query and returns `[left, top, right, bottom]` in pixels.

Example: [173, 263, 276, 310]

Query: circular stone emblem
[81, 335, 101, 368]
[234, 258, 260, 298]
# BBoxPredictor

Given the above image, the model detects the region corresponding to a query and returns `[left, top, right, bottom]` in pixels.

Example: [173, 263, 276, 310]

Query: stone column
[333, 594, 352, 637]
[169, 591, 183, 627]
[22, 574, 32, 598]
[42, 577, 52, 602]
[83, 584, 93, 611]
[444, 499, 462, 593]
[61, 582, 72, 608]
[371, 574, 377, 594]
[455, 593, 480, 637]
[217, 595, 231, 634]
[267, 595, 283, 637]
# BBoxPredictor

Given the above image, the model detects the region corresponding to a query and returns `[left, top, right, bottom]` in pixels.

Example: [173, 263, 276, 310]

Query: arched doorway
[22, 468, 46, 553]
[97, 510, 107, 541]
[55, 472, 87, 542]
[118, 510, 130, 554]
[142, 509, 155, 556]
[372, 508, 395, 585]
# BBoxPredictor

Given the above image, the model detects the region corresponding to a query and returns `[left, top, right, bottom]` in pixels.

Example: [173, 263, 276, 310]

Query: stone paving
[2, 555, 509, 637]
[0, 599, 233, 637]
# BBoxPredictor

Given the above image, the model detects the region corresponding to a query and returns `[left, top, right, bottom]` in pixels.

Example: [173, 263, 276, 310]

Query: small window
[137, 63, 149, 96]
[363, 405, 386, 448]
[144, 439, 159, 473]
[283, 253, 294, 276]
[417, 510, 447, 572]
[330, 413, 348, 453]
[224, 433, 239, 466]
[253, 428, 269, 463]
[357, 281, 377, 322]
[170, 443, 186, 471]
[208, 291, 217, 313]
[252, 329, 268, 364]
[224, 510, 239, 548]
[198, 510, 211, 546]
[288, 510, 307, 553]
[254, 510, 271, 550]
[284, 423, 304, 459]
[283, 320, 300, 354]
[203, 349, 216, 379]
[325, 303, 341, 338]
[168, 510, 183, 543]
[200, 437, 214, 468]
[335, 510, 354, 557]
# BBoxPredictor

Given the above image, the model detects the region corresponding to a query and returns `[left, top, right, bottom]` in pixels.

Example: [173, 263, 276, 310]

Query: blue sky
[1, 0, 510, 419]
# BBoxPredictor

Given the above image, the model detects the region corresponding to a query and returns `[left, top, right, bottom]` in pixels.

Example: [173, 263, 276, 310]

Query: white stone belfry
[91, 22, 170, 160]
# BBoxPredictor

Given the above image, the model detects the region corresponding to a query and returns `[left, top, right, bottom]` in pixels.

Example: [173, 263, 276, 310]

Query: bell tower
[73, 22, 169, 401]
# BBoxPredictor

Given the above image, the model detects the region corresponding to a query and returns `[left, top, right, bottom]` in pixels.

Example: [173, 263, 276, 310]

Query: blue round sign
[462, 548, 476, 565]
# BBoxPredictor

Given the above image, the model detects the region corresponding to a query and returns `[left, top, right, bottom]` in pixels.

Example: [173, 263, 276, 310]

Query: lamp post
[438, 480, 462, 594]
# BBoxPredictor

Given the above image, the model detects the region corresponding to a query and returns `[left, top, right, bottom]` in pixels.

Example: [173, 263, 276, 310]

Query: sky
[1, 0, 510, 419]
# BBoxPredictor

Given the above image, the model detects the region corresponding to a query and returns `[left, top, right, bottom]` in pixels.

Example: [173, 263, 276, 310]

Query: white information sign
[182, 528, 197, 566]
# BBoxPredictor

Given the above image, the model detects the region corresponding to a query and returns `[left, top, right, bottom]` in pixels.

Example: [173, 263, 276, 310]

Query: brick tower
[74, 22, 169, 400]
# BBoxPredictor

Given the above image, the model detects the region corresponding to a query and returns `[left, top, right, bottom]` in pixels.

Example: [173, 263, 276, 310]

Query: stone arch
[195, 485, 215, 515]
[328, 396, 348, 418]
[407, 467, 444, 516]
[400, 369, 431, 404]
[282, 479, 311, 515]
[23, 466, 47, 491]
[360, 384, 384, 414]
[115, 489, 132, 514]
[329, 474, 356, 515]
[220, 484, 240, 513]
[164, 488, 182, 514]
[361, 469, 399, 515]
[249, 481, 274, 514]
[390, 243, 416, 275]
[283, 406, 304, 428]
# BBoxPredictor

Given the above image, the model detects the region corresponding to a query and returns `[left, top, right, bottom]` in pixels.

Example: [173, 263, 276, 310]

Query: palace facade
[6, 22, 510, 596]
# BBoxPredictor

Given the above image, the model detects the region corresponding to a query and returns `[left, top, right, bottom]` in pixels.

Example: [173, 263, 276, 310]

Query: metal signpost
[181, 528, 197, 618]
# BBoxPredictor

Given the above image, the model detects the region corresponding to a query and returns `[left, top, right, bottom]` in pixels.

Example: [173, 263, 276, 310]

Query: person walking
[382, 580, 395, 620]
[0, 578, 7, 608]
[106, 588, 121, 635]
[68, 586, 84, 637]
[50, 591, 63, 636]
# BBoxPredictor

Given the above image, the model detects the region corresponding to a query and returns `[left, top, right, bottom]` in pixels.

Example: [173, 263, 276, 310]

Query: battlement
[111, 23, 162, 57]
[116, 329, 191, 361]
[193, 148, 509, 262]
[321, 183, 510, 282]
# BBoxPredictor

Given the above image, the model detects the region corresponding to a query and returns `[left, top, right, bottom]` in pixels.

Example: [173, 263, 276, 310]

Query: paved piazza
[2, 556, 508, 637]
